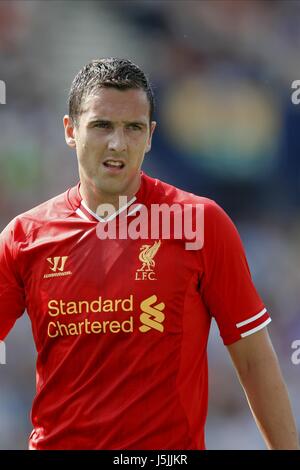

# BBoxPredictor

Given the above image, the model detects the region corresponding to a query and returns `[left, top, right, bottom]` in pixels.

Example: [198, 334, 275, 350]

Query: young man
[0, 58, 298, 450]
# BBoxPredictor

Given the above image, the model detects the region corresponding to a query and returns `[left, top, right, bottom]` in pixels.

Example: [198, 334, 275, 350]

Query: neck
[79, 176, 141, 215]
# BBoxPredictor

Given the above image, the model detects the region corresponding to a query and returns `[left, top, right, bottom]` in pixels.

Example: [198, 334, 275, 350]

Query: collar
[66, 171, 150, 223]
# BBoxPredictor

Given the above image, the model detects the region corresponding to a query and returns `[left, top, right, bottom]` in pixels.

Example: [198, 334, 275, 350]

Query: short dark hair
[68, 58, 155, 125]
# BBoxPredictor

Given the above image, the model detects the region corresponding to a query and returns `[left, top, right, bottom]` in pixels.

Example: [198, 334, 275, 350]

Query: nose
[107, 127, 127, 153]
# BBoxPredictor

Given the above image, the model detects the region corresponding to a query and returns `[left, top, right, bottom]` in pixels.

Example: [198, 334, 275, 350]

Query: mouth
[103, 159, 125, 170]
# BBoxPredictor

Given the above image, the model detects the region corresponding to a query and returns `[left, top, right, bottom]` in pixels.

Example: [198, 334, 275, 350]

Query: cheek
[78, 138, 96, 159]
[77, 146, 95, 170]
[132, 137, 149, 154]
[77, 143, 87, 161]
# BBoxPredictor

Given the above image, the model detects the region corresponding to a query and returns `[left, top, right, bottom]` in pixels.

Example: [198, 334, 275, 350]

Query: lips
[103, 159, 125, 169]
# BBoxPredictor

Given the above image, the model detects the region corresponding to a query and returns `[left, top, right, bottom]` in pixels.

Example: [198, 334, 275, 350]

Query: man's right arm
[0, 221, 25, 340]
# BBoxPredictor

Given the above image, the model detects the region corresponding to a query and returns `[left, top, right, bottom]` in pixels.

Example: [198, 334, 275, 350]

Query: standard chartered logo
[46, 294, 166, 338]
[139, 295, 165, 333]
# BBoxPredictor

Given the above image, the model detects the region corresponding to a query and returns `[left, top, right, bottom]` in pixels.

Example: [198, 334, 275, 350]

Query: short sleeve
[201, 202, 271, 345]
[0, 221, 25, 340]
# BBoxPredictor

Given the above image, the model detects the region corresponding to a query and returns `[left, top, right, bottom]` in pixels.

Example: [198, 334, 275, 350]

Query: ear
[63, 115, 76, 148]
[145, 121, 157, 153]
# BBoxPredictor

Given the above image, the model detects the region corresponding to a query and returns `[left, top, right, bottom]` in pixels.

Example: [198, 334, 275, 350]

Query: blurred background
[0, 0, 300, 449]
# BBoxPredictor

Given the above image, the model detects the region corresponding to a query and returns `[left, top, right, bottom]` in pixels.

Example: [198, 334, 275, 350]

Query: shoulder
[146, 174, 228, 220]
[0, 187, 75, 245]
[143, 174, 239, 247]
[145, 173, 217, 207]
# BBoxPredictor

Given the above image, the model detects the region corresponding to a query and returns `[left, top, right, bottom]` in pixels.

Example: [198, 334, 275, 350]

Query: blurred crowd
[0, 0, 299, 449]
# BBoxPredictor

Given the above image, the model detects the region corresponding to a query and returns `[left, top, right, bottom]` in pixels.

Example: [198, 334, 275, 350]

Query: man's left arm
[227, 328, 299, 450]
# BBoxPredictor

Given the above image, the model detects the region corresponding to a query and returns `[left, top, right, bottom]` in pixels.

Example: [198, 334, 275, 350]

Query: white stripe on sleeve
[240, 318, 272, 338]
[236, 308, 267, 328]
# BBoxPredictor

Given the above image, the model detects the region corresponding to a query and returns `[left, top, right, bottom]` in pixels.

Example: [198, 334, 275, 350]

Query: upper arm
[227, 328, 279, 378]
[201, 202, 270, 345]
[0, 223, 25, 340]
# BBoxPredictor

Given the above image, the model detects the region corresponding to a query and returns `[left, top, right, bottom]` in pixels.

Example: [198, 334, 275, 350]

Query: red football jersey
[0, 172, 270, 450]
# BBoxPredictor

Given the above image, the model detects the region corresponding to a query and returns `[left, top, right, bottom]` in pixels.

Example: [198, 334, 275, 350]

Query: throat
[79, 174, 141, 215]
[79, 186, 137, 221]
[81, 196, 136, 222]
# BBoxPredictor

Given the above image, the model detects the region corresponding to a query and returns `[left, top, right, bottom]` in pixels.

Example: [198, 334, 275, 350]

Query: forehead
[80, 88, 150, 123]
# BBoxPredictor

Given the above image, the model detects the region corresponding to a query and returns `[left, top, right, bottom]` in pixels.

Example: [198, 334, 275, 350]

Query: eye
[128, 123, 142, 131]
[94, 121, 111, 129]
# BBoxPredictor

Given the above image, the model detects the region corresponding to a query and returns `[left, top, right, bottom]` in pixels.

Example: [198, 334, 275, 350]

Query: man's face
[64, 87, 156, 200]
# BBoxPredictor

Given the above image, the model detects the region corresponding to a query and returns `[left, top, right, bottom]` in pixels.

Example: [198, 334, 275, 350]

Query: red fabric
[0, 173, 270, 450]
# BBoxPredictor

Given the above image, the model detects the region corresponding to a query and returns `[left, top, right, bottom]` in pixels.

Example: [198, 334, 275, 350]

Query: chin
[96, 182, 125, 195]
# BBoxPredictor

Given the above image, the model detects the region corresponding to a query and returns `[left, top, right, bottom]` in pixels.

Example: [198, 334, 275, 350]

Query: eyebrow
[88, 118, 147, 127]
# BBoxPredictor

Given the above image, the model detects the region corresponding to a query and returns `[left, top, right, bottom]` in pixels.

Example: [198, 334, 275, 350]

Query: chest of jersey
[19, 221, 208, 353]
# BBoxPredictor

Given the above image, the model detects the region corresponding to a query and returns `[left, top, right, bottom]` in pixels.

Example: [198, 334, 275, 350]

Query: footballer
[0, 58, 298, 450]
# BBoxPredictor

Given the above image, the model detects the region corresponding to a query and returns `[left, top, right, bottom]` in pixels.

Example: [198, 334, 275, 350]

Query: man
[0, 58, 298, 450]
